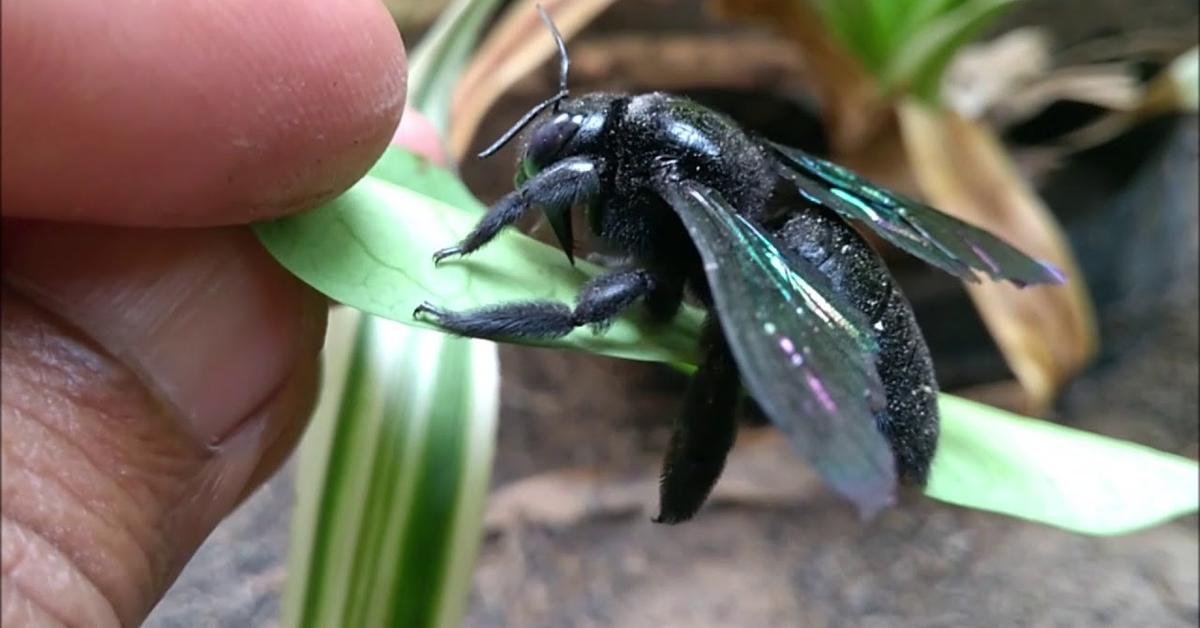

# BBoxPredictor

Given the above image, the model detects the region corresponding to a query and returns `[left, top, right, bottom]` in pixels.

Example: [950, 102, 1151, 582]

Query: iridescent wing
[768, 142, 1066, 287]
[655, 178, 897, 517]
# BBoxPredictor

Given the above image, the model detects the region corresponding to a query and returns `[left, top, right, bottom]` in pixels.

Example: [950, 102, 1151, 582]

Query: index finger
[1, 0, 406, 226]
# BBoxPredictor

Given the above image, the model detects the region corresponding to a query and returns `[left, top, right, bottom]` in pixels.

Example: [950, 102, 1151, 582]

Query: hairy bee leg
[655, 318, 741, 524]
[414, 269, 656, 340]
[432, 156, 604, 263]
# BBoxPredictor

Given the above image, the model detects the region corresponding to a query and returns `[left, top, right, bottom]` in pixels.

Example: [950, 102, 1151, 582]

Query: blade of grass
[888, 0, 967, 60]
[813, 0, 884, 73]
[281, 306, 359, 628]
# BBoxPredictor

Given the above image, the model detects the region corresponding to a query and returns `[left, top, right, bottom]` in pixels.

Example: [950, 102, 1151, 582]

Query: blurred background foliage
[148, 1, 1198, 626]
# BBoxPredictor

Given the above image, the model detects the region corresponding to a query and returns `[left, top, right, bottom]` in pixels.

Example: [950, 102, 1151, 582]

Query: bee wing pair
[768, 143, 1067, 287]
[656, 150, 1064, 517]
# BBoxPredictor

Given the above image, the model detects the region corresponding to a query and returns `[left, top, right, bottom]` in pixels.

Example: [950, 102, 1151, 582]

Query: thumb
[2, 223, 327, 627]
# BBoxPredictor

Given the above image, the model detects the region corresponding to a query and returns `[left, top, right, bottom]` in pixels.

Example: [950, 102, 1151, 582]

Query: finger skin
[1, 0, 407, 226]
[1, 0, 409, 624]
[2, 289, 323, 625]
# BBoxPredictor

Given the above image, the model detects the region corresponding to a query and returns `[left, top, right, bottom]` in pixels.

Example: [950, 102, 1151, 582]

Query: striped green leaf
[282, 309, 498, 628]
[280, 1, 504, 627]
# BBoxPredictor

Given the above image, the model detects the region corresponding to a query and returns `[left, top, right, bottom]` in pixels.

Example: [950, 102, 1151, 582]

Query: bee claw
[413, 301, 445, 320]
[432, 246, 465, 265]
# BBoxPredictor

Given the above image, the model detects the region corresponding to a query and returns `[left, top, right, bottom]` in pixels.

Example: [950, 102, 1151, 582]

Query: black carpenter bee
[415, 8, 1064, 523]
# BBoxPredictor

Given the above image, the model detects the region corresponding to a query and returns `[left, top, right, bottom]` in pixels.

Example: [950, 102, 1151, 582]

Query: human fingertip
[1, 0, 409, 226]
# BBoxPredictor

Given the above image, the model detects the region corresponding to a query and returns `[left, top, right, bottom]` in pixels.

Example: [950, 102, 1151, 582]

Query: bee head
[477, 5, 574, 167]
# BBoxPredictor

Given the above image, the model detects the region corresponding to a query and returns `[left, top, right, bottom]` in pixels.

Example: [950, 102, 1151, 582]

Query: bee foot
[432, 246, 465, 265]
[413, 301, 446, 321]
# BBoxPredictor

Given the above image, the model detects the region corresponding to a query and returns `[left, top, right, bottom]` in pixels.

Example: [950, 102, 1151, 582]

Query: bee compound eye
[526, 113, 581, 169]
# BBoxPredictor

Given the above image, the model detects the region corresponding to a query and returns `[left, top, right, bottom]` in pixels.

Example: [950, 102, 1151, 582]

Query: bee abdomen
[776, 208, 939, 484]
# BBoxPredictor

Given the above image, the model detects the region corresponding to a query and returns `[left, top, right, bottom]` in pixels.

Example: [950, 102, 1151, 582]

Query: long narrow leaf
[930, 396, 1198, 536]
[255, 151, 705, 365]
[282, 1, 504, 626]
[281, 309, 498, 628]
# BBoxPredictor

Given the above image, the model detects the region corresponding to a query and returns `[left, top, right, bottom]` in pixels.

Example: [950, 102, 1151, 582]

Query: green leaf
[811, 0, 886, 73]
[887, 0, 966, 53]
[255, 150, 705, 365]
[260, 145, 1196, 538]
[282, 309, 499, 628]
[807, 0, 1012, 101]
[882, 0, 1019, 101]
[927, 395, 1199, 535]
[368, 141, 481, 206]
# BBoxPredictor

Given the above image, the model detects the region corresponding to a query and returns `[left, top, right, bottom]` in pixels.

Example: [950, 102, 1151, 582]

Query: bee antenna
[477, 4, 571, 159]
[542, 4, 570, 111]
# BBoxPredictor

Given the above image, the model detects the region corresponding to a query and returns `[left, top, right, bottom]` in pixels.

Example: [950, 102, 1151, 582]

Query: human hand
[1, 1, 436, 625]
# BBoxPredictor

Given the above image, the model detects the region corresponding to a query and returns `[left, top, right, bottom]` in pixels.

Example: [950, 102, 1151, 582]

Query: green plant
[811, 0, 1020, 102]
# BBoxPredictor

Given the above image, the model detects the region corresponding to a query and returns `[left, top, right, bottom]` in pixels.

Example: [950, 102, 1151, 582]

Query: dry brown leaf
[954, 379, 1030, 414]
[943, 27, 1144, 129]
[1052, 46, 1199, 152]
[993, 66, 1143, 123]
[708, 0, 891, 154]
[943, 27, 1054, 120]
[448, 0, 616, 161]
[897, 100, 1098, 414]
[568, 34, 808, 92]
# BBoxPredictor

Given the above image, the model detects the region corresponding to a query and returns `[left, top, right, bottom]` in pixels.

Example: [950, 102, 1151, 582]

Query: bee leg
[654, 318, 741, 524]
[432, 156, 604, 264]
[414, 268, 656, 340]
[643, 270, 685, 323]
